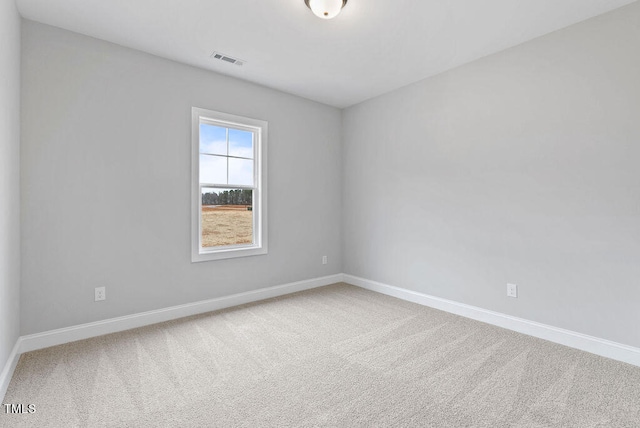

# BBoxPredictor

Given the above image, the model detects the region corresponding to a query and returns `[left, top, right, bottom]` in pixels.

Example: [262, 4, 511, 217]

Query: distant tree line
[202, 189, 252, 206]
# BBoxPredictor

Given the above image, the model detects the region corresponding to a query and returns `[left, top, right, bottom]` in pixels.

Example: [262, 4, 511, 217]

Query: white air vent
[210, 51, 245, 67]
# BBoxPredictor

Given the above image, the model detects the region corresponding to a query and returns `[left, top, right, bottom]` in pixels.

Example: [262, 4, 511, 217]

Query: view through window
[200, 123, 254, 248]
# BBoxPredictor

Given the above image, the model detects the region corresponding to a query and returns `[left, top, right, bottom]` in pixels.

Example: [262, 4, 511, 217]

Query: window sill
[191, 245, 267, 263]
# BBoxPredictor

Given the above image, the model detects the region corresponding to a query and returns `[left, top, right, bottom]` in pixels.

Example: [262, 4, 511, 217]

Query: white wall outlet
[322, 255, 328, 265]
[507, 283, 518, 298]
[95, 286, 106, 301]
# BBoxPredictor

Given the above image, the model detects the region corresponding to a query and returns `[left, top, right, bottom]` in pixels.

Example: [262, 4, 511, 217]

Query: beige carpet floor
[2, 283, 640, 427]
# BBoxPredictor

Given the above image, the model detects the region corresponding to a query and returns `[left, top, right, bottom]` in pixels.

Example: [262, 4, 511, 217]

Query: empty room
[2, 0, 640, 426]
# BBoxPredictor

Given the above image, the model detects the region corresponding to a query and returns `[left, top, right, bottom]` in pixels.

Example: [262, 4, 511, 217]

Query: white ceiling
[16, 0, 637, 108]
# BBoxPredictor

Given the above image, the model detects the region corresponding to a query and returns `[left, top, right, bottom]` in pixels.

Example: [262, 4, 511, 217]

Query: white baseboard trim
[18, 273, 344, 355]
[344, 274, 640, 368]
[0, 339, 22, 401]
[8, 271, 637, 399]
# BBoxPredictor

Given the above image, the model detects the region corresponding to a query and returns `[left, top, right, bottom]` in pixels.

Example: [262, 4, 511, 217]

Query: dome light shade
[304, 0, 348, 20]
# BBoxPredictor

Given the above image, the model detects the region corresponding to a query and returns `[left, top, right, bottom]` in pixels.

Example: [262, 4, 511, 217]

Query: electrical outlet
[507, 283, 518, 298]
[322, 256, 328, 265]
[95, 287, 106, 302]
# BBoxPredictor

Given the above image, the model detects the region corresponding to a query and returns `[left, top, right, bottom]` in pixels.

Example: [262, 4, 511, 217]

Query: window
[191, 107, 267, 262]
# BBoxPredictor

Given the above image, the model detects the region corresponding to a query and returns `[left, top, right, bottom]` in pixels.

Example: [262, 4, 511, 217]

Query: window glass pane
[200, 154, 227, 185]
[229, 129, 253, 159]
[201, 188, 253, 248]
[200, 124, 227, 155]
[228, 158, 253, 186]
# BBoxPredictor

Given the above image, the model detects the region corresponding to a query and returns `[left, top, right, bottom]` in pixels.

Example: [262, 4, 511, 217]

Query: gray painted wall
[21, 21, 342, 335]
[343, 3, 640, 348]
[0, 0, 21, 371]
[17, 3, 640, 350]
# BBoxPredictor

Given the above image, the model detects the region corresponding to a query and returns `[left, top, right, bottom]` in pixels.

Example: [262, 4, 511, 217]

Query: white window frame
[191, 107, 268, 262]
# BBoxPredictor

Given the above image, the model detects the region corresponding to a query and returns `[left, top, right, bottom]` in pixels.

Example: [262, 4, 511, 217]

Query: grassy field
[201, 205, 253, 247]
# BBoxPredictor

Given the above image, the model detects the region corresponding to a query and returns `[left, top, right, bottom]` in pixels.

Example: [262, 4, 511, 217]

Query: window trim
[191, 107, 268, 262]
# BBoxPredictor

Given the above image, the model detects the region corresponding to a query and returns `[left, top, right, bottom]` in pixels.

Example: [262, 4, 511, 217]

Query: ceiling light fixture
[304, 0, 348, 20]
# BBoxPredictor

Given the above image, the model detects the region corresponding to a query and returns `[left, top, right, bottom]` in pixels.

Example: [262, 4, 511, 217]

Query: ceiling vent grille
[210, 51, 245, 66]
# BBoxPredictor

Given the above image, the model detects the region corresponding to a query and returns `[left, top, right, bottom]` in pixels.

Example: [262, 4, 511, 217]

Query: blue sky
[200, 124, 253, 187]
